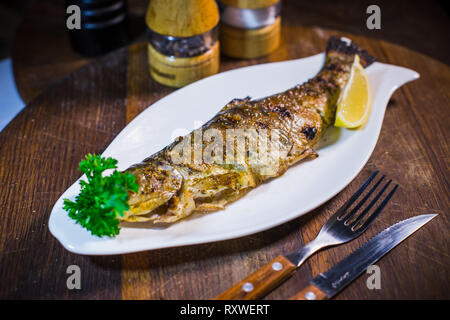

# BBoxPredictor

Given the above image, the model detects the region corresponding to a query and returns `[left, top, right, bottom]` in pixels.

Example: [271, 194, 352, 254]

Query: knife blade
[289, 214, 437, 300]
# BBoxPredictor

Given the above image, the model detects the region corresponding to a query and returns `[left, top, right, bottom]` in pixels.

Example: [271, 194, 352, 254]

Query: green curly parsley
[63, 154, 139, 237]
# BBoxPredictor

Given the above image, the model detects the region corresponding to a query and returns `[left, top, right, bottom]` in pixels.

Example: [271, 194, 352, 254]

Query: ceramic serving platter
[49, 51, 419, 255]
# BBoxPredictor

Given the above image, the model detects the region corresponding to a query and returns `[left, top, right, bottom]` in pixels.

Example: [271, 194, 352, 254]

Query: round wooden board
[2, 4, 449, 300]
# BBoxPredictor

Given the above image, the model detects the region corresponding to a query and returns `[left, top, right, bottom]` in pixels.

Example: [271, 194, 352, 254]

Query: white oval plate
[49, 52, 419, 255]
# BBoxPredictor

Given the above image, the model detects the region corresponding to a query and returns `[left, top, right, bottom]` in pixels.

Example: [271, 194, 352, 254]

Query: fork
[214, 171, 398, 300]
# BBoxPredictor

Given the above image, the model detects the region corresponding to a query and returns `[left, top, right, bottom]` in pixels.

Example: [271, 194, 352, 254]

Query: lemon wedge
[334, 55, 372, 128]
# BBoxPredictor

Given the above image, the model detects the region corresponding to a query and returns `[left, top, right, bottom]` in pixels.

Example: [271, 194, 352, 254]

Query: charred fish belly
[123, 36, 375, 223]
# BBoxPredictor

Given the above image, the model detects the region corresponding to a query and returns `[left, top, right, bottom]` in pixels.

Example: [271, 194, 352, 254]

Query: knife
[289, 214, 437, 300]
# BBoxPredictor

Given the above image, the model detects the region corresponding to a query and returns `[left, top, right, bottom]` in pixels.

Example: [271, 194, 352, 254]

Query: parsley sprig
[63, 154, 139, 237]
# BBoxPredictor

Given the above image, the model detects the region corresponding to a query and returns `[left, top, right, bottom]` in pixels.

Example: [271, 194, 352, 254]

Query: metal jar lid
[219, 1, 281, 29]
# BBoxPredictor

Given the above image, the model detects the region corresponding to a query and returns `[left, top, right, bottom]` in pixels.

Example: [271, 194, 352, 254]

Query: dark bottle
[65, 0, 130, 57]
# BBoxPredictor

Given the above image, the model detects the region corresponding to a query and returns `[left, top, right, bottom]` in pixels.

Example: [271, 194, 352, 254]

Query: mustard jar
[218, 0, 281, 59]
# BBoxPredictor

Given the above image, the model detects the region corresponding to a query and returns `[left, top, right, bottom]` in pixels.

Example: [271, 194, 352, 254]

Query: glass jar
[219, 0, 282, 59]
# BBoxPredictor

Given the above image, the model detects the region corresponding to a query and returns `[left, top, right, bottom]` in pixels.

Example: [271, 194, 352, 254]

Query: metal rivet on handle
[242, 282, 254, 292]
[272, 262, 283, 271]
[305, 291, 317, 300]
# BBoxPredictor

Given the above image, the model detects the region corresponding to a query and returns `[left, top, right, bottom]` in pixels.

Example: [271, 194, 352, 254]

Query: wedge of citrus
[334, 54, 372, 128]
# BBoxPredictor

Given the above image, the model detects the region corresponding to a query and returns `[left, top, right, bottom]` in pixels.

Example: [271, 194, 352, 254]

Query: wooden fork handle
[214, 255, 296, 300]
[289, 284, 328, 300]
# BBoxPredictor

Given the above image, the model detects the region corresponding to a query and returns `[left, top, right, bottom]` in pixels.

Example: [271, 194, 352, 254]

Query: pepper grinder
[219, 0, 281, 59]
[65, 0, 131, 57]
[146, 0, 220, 88]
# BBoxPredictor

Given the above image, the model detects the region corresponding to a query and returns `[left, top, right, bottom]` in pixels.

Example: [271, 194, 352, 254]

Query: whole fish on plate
[123, 36, 375, 223]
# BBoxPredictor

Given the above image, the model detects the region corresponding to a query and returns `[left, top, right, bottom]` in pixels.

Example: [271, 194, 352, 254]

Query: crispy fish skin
[122, 37, 375, 223]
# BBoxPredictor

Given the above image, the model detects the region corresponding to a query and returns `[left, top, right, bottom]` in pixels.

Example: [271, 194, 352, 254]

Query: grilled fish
[122, 36, 375, 223]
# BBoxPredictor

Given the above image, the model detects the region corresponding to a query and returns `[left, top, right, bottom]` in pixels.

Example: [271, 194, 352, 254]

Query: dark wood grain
[1, 5, 449, 300]
[0, 48, 129, 299]
[11, 0, 148, 103]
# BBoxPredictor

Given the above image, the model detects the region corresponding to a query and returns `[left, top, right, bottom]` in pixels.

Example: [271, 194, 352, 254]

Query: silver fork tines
[286, 171, 398, 267]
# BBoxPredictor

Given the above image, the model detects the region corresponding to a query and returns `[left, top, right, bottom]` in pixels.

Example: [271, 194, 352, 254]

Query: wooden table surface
[1, 1, 449, 300]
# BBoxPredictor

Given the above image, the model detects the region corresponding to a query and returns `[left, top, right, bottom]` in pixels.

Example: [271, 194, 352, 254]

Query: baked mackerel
[122, 36, 375, 223]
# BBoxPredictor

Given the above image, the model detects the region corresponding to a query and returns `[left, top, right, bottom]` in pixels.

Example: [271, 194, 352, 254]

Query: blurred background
[1, 0, 448, 62]
[0, 0, 448, 131]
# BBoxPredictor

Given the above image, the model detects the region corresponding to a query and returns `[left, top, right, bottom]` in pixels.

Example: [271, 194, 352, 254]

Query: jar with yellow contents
[218, 0, 282, 59]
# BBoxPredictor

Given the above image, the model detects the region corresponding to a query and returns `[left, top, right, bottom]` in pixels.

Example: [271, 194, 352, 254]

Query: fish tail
[326, 36, 375, 67]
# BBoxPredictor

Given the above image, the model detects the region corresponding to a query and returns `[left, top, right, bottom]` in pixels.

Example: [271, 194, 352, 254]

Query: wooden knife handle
[289, 284, 328, 300]
[214, 255, 296, 300]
